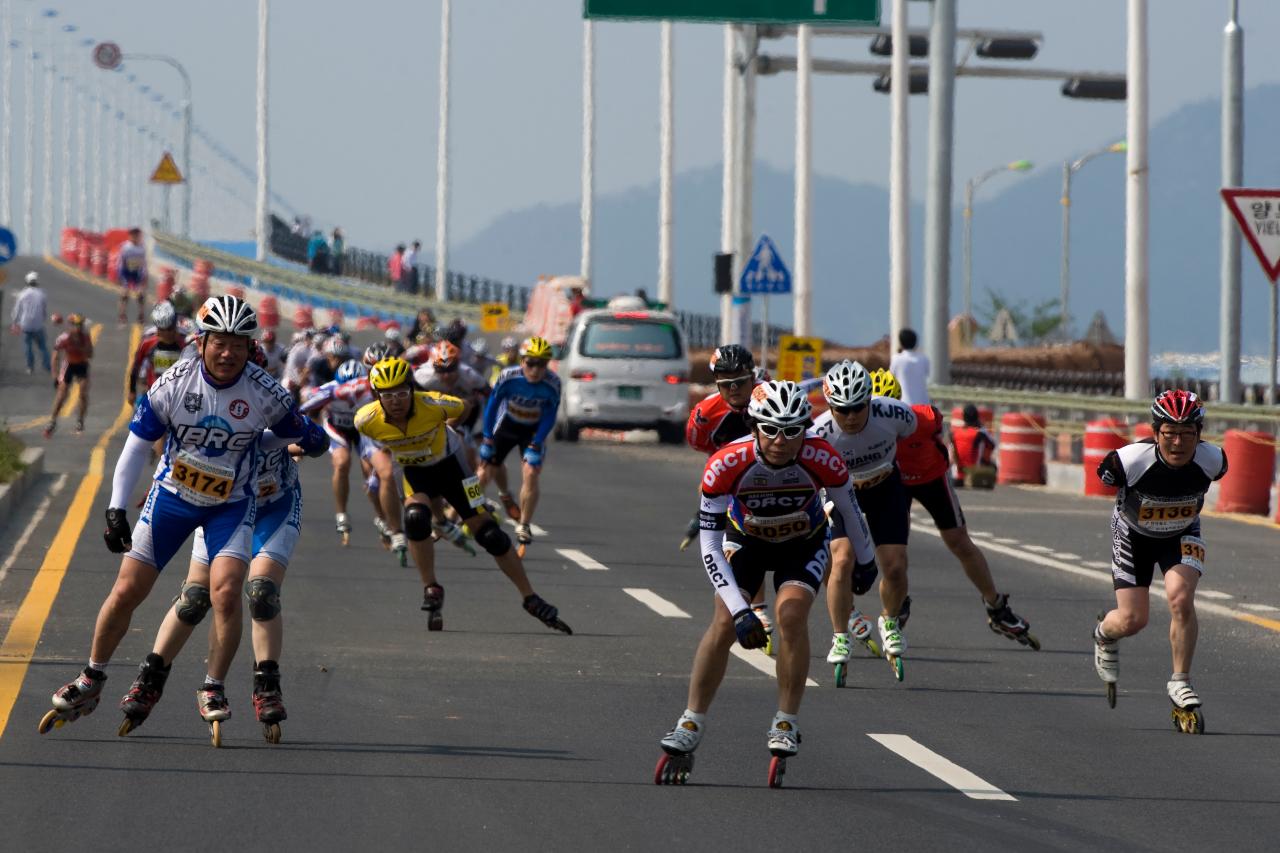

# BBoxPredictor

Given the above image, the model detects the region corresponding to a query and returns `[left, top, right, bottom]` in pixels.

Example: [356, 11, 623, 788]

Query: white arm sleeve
[258, 429, 294, 451]
[697, 493, 750, 615]
[829, 479, 876, 565]
[109, 432, 155, 509]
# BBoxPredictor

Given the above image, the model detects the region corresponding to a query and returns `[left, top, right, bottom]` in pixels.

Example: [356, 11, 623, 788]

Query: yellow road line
[0, 323, 138, 738]
[44, 253, 125, 296]
[1236, 612, 1280, 632]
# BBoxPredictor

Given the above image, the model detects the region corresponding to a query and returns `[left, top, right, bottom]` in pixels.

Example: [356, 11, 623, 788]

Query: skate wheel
[38, 709, 60, 735]
[834, 662, 846, 688]
[341, 531, 350, 546]
[428, 612, 443, 632]
[891, 656, 904, 682]
[768, 755, 786, 788]
[1025, 633, 1041, 651]
[1106, 682, 1116, 709]
[763, 634, 774, 657]
[263, 722, 282, 744]
[551, 618, 574, 636]
[118, 717, 138, 737]
[517, 543, 527, 558]
[864, 638, 882, 659]
[653, 753, 691, 785]
[209, 719, 222, 748]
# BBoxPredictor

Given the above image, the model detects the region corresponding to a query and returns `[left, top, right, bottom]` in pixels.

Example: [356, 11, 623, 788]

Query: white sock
[203, 675, 224, 689]
[681, 709, 707, 726]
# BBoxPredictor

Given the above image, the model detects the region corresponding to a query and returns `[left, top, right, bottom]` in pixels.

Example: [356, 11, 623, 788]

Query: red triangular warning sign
[1222, 188, 1280, 283]
[150, 152, 184, 185]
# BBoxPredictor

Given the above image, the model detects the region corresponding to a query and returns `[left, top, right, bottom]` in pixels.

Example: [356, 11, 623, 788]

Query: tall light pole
[435, 0, 452, 300]
[21, 6, 34, 247]
[1060, 140, 1125, 337]
[1219, 0, 1243, 403]
[962, 159, 1032, 334]
[254, 0, 269, 263]
[40, 14, 54, 254]
[580, 19, 595, 289]
[657, 21, 674, 309]
[888, 0, 910, 345]
[1124, 0, 1149, 399]
[59, 72, 71, 235]
[719, 25, 739, 344]
[2, 0, 13, 228]
[924, 0, 957, 383]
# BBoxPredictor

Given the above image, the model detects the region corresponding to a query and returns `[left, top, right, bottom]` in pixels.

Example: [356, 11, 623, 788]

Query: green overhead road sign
[584, 0, 880, 25]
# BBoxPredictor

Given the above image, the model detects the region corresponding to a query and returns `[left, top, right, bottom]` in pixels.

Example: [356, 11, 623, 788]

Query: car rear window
[579, 319, 683, 359]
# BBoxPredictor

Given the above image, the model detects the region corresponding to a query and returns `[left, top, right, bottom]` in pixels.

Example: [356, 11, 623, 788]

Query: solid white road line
[556, 548, 609, 571]
[729, 645, 819, 687]
[967, 530, 993, 538]
[623, 588, 691, 618]
[1198, 590, 1234, 600]
[1022, 544, 1055, 554]
[0, 474, 68, 586]
[1054, 552, 1082, 562]
[867, 733, 1017, 802]
[1083, 560, 1112, 570]
[1241, 603, 1279, 612]
[991, 537, 1020, 545]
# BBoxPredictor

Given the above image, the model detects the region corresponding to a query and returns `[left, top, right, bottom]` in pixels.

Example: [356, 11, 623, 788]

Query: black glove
[103, 508, 132, 553]
[733, 608, 769, 649]
[853, 559, 879, 596]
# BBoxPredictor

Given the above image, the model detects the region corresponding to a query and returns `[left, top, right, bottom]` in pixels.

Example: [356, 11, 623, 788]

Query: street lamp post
[962, 159, 1032, 337]
[1060, 140, 1125, 338]
[113, 52, 192, 237]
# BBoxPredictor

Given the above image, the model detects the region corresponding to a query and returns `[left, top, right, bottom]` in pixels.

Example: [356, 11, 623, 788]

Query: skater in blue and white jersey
[40, 295, 327, 737]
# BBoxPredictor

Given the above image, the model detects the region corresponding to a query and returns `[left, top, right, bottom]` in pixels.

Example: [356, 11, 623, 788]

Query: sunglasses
[379, 388, 412, 401]
[715, 376, 752, 391]
[523, 359, 548, 369]
[832, 403, 868, 416]
[757, 422, 806, 440]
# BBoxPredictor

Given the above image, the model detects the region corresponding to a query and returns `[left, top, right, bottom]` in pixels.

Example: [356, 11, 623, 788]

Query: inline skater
[299, 358, 388, 545]
[477, 336, 561, 554]
[951, 404, 997, 487]
[811, 360, 915, 680]
[40, 296, 327, 740]
[118, 345, 309, 744]
[655, 381, 875, 786]
[116, 227, 147, 325]
[303, 335, 348, 395]
[1093, 390, 1225, 733]
[44, 313, 94, 438]
[259, 329, 287, 380]
[870, 369, 1037, 650]
[127, 301, 186, 406]
[467, 337, 496, 377]
[282, 328, 317, 402]
[354, 357, 571, 634]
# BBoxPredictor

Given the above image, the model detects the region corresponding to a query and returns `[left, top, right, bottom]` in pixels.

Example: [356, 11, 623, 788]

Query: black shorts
[492, 420, 539, 465]
[1109, 512, 1203, 590]
[723, 526, 830, 599]
[832, 468, 910, 546]
[905, 475, 966, 531]
[403, 449, 480, 521]
[60, 362, 89, 384]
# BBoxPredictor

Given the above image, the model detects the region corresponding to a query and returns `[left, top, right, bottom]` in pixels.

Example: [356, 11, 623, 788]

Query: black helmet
[709, 344, 754, 376]
[962, 404, 981, 427]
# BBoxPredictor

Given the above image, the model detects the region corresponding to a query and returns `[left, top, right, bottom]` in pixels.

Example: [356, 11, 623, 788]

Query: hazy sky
[3, 1, 1278, 252]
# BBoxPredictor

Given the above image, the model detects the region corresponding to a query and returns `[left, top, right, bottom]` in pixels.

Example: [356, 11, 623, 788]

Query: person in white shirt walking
[402, 240, 420, 295]
[9, 271, 51, 374]
[888, 328, 931, 406]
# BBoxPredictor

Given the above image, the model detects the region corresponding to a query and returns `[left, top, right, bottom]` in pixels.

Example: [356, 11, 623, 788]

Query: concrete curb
[0, 447, 46, 530]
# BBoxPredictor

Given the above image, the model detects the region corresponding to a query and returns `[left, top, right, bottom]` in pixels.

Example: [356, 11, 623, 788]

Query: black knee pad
[404, 503, 433, 541]
[172, 582, 211, 626]
[475, 520, 511, 556]
[245, 577, 281, 622]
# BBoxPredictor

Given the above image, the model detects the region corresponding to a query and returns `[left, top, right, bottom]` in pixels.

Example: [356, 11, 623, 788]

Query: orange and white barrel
[1216, 430, 1274, 516]
[1083, 419, 1129, 496]
[997, 413, 1046, 485]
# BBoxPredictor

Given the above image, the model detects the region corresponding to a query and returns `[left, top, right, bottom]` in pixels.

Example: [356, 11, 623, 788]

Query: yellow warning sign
[480, 302, 511, 333]
[150, 152, 184, 184]
[776, 334, 824, 382]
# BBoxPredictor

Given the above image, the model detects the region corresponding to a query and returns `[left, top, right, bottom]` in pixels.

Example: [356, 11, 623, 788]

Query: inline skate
[849, 609, 882, 658]
[986, 593, 1040, 650]
[196, 685, 231, 748]
[390, 531, 409, 568]
[118, 653, 170, 735]
[335, 512, 352, 546]
[498, 491, 522, 523]
[523, 593, 573, 634]
[433, 519, 476, 556]
[38, 668, 106, 734]
[373, 516, 393, 549]
[515, 522, 533, 558]
[878, 614, 905, 682]
[767, 717, 800, 788]
[1168, 679, 1204, 734]
[678, 517, 699, 552]
[1094, 615, 1119, 708]
[827, 633, 852, 688]
[753, 604, 774, 657]
[422, 584, 445, 631]
[253, 660, 287, 744]
[654, 714, 702, 785]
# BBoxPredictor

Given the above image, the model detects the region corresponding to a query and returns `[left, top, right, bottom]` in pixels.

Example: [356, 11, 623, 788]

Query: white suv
[554, 304, 690, 443]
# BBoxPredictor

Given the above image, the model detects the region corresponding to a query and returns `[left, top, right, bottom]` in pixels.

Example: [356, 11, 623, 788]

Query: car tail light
[572, 370, 596, 381]
[664, 372, 687, 384]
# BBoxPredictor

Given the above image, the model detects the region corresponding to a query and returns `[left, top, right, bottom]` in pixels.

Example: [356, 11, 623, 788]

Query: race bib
[1179, 535, 1206, 573]
[256, 473, 280, 500]
[152, 352, 179, 373]
[328, 410, 355, 429]
[741, 510, 812, 543]
[462, 475, 484, 508]
[169, 451, 236, 506]
[1136, 496, 1198, 534]
[852, 462, 893, 491]
[124, 256, 143, 272]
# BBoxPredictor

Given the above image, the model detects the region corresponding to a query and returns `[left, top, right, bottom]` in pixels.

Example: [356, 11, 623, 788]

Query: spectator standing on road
[117, 227, 148, 326]
[9, 271, 51, 374]
[331, 227, 345, 275]
[389, 244, 405, 291]
[403, 240, 421, 295]
[888, 328, 931, 406]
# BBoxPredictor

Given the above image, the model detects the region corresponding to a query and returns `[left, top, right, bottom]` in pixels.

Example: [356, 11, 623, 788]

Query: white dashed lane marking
[1241, 603, 1278, 612]
[868, 734, 1017, 802]
[623, 588, 691, 618]
[1083, 560, 1112, 570]
[729, 646, 819, 687]
[1022, 544, 1055, 554]
[1198, 590, 1234, 600]
[991, 537, 1019, 545]
[556, 548, 609, 571]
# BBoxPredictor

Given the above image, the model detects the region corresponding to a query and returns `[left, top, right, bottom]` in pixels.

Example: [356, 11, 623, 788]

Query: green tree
[975, 289, 1065, 344]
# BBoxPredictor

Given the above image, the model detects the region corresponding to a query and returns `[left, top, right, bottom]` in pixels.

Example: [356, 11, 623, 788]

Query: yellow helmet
[870, 368, 902, 400]
[66, 313, 85, 326]
[520, 336, 552, 361]
[369, 357, 412, 391]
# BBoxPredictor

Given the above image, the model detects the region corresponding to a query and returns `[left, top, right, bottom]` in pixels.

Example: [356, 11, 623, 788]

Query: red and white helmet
[1151, 389, 1204, 428]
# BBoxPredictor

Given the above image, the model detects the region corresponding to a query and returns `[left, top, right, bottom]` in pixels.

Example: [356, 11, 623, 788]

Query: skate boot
[39, 668, 106, 733]
[678, 517, 699, 552]
[896, 595, 912, 630]
[848, 609, 882, 658]
[766, 717, 801, 788]
[878, 615, 906, 682]
[1093, 618, 1119, 708]
[499, 491, 522, 523]
[753, 604, 774, 657]
[336, 512, 352, 546]
[985, 593, 1040, 650]
[828, 633, 852, 688]
[422, 583, 445, 631]
[118, 653, 171, 736]
[390, 531, 408, 567]
[515, 522, 533, 558]
[253, 660, 287, 744]
[523, 593, 572, 635]
[655, 714, 702, 785]
[1168, 678, 1204, 734]
[433, 519, 476, 556]
[42, 420, 56, 440]
[373, 516, 393, 549]
[74, 417, 84, 435]
[196, 685, 231, 748]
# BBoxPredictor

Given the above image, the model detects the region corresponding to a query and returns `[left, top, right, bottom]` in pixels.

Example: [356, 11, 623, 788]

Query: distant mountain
[447, 84, 1280, 353]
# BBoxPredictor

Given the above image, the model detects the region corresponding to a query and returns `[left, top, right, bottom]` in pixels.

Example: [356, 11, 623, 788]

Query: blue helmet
[336, 359, 367, 384]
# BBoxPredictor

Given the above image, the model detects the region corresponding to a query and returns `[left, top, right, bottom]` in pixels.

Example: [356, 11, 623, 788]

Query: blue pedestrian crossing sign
[0, 227, 15, 266]
[739, 234, 791, 295]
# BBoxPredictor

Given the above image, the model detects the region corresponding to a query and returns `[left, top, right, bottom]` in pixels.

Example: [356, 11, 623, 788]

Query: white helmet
[150, 300, 177, 331]
[24, 271, 39, 285]
[323, 336, 348, 357]
[384, 326, 403, 343]
[747, 380, 811, 428]
[823, 360, 870, 408]
[197, 295, 258, 337]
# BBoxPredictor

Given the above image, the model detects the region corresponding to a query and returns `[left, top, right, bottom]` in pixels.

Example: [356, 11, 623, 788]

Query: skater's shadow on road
[894, 685, 1102, 700]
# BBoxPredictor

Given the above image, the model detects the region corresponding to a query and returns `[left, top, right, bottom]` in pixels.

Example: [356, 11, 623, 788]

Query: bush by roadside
[0, 430, 28, 484]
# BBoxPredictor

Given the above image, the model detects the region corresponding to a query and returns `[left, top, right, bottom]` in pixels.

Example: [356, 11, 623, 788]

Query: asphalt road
[1, 258, 1278, 851]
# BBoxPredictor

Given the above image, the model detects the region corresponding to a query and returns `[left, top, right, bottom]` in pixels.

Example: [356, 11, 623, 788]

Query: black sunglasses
[832, 403, 868, 416]
[715, 376, 752, 391]
[757, 422, 806, 440]
[523, 359, 548, 369]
